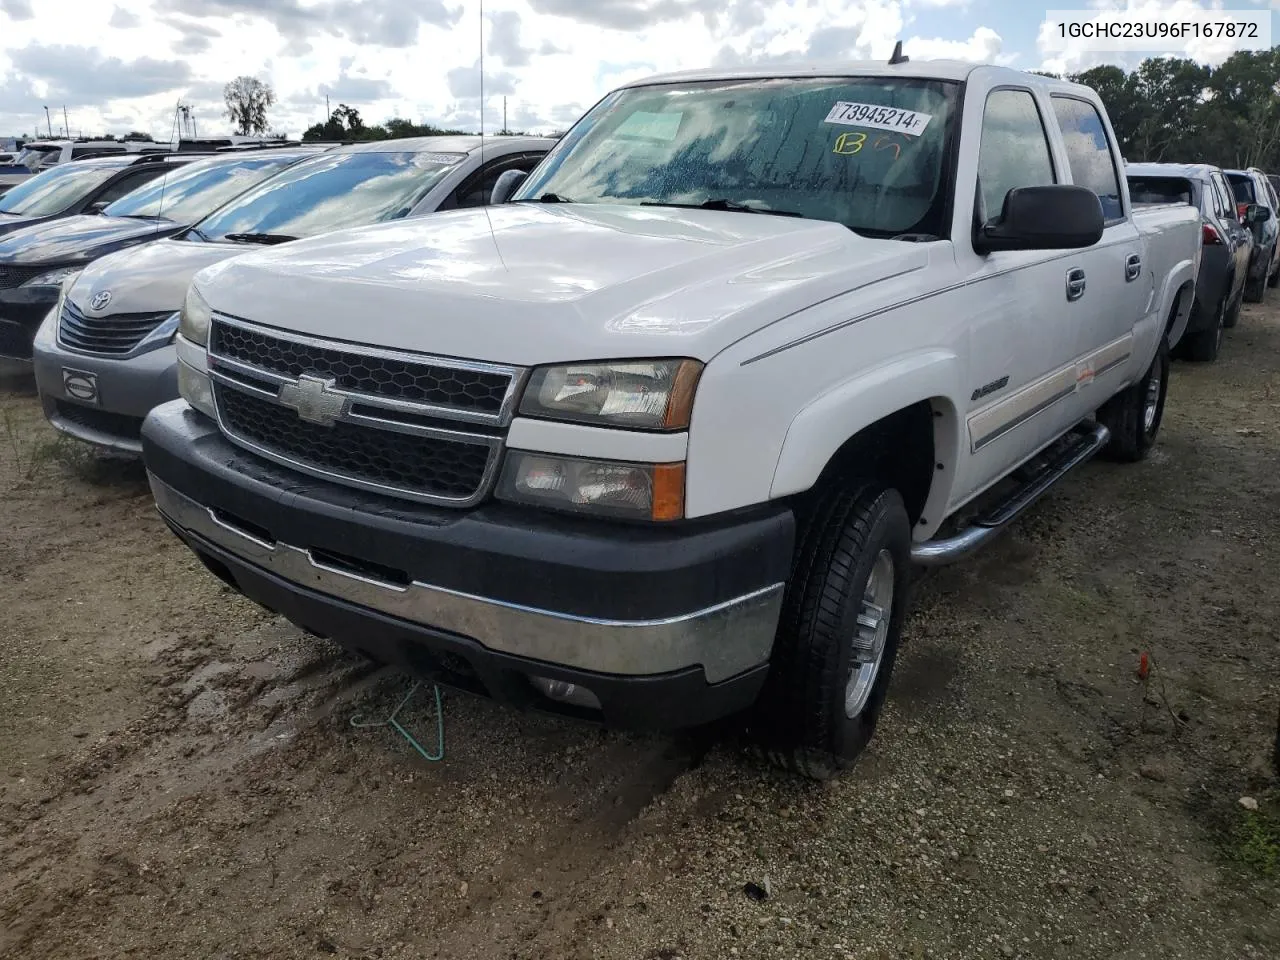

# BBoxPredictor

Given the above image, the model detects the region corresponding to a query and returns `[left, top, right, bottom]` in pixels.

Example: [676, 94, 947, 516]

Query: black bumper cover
[142, 405, 796, 730]
[0, 286, 57, 360]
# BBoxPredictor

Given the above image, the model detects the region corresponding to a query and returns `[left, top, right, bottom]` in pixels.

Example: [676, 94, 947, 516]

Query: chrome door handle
[1066, 267, 1086, 302]
[1125, 254, 1141, 281]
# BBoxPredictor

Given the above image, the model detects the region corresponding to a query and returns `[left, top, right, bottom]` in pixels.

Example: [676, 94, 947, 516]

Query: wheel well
[1166, 280, 1194, 335]
[807, 401, 937, 526]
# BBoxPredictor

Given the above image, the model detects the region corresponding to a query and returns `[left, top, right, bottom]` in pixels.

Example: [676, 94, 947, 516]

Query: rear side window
[1211, 173, 1234, 217]
[1051, 96, 1123, 222]
[1227, 175, 1254, 204]
[1126, 176, 1192, 206]
[976, 88, 1056, 221]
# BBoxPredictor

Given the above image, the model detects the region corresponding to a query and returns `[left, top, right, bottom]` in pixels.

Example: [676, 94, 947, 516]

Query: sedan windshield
[103, 154, 307, 224]
[0, 162, 123, 216]
[190, 150, 466, 243]
[516, 76, 959, 238]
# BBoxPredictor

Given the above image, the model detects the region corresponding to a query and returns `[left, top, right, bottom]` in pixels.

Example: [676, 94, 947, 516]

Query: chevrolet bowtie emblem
[278, 374, 347, 426]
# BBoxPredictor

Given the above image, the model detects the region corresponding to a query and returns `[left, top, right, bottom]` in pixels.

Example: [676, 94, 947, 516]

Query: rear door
[1048, 94, 1145, 417]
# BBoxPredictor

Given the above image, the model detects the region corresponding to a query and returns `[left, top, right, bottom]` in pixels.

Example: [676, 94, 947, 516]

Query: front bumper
[33, 320, 177, 454]
[0, 285, 58, 361]
[141, 401, 795, 730]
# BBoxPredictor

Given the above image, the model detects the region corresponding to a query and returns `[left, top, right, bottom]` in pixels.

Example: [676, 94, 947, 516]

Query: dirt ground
[1, 303, 1278, 960]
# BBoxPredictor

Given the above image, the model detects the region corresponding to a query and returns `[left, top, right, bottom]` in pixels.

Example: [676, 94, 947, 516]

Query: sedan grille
[206, 316, 522, 506]
[0, 264, 50, 290]
[58, 301, 173, 356]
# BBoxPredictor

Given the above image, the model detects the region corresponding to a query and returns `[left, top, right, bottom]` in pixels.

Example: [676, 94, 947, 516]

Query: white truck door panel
[951, 86, 1076, 507]
[1048, 95, 1147, 420]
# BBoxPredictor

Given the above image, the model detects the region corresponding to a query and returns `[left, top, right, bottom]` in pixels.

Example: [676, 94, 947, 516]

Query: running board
[910, 422, 1111, 567]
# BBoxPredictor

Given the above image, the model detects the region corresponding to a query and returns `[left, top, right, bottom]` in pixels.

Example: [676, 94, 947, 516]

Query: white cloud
[0, 0, 1030, 140]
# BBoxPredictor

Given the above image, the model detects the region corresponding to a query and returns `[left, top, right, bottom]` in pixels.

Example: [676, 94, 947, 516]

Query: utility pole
[503, 96, 507, 134]
[62, 106, 69, 140]
[43, 106, 52, 138]
[325, 94, 330, 119]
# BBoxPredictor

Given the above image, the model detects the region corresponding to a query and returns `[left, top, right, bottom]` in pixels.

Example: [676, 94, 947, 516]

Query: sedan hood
[0, 215, 185, 265]
[195, 203, 930, 366]
[0, 211, 51, 237]
[68, 238, 247, 316]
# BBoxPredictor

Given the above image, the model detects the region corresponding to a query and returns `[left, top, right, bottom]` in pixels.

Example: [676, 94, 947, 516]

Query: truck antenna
[889, 41, 909, 65]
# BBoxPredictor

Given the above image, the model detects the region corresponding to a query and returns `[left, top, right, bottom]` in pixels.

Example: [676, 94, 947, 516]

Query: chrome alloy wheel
[845, 549, 894, 719]
[1143, 360, 1162, 434]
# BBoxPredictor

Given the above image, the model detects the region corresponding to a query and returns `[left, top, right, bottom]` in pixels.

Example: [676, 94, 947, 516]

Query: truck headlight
[21, 266, 83, 288]
[519, 359, 702, 430]
[179, 285, 213, 346]
[497, 452, 685, 521]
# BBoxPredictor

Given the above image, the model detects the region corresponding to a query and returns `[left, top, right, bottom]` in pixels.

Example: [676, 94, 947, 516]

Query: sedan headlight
[498, 452, 685, 521]
[179, 284, 213, 346]
[22, 266, 82, 288]
[520, 359, 702, 430]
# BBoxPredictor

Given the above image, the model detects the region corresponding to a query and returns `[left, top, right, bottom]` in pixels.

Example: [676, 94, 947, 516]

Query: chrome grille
[58, 302, 173, 356]
[0, 264, 49, 290]
[206, 315, 522, 506]
[210, 319, 512, 416]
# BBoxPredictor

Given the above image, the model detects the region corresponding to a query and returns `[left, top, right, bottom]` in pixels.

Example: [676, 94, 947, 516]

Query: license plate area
[61, 367, 99, 405]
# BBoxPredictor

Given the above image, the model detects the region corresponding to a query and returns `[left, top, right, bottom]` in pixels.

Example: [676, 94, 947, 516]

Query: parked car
[1224, 167, 1279, 301]
[32, 135, 555, 453]
[1126, 162, 1251, 361]
[0, 153, 197, 239]
[141, 60, 1199, 780]
[0, 148, 323, 361]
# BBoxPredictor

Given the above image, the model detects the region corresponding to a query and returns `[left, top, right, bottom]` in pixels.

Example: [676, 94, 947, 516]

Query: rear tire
[1244, 273, 1266, 303]
[1178, 293, 1225, 363]
[1097, 337, 1169, 463]
[749, 482, 912, 781]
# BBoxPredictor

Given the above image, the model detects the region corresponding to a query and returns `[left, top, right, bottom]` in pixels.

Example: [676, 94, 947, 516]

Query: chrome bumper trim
[149, 475, 784, 682]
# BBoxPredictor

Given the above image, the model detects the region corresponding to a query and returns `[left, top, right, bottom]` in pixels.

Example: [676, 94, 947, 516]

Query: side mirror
[975, 185, 1104, 254]
[489, 169, 528, 206]
[1246, 203, 1271, 224]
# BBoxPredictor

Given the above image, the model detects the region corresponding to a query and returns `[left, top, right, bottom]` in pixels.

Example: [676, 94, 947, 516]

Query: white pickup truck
[141, 59, 1200, 780]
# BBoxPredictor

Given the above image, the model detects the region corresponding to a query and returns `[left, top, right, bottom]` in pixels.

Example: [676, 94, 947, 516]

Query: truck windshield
[0, 162, 122, 216]
[516, 76, 959, 238]
[103, 154, 305, 224]
[188, 150, 465, 243]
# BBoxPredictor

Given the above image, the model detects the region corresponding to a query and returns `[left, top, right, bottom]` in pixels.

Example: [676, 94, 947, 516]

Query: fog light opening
[528, 675, 601, 711]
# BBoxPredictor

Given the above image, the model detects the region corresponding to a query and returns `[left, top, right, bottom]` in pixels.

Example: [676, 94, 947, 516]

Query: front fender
[770, 350, 965, 540]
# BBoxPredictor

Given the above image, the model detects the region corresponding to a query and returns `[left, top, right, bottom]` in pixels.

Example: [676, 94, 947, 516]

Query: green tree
[223, 76, 276, 136]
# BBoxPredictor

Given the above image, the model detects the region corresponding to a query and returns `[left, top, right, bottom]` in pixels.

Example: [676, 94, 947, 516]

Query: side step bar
[910, 421, 1111, 567]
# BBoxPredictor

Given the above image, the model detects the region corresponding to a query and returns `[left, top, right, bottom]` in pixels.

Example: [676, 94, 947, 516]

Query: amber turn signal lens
[650, 462, 685, 521]
[663, 360, 703, 430]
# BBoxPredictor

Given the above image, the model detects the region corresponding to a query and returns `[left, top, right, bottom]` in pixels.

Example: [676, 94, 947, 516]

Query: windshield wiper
[514, 192, 573, 203]
[223, 232, 298, 245]
[640, 199, 804, 218]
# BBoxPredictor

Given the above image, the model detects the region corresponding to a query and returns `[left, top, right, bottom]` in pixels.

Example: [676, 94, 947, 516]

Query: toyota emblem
[89, 291, 112, 311]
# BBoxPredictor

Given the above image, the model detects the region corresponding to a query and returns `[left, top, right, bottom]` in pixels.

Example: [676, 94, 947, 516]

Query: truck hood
[0, 215, 185, 266]
[68, 238, 245, 316]
[194, 203, 930, 366]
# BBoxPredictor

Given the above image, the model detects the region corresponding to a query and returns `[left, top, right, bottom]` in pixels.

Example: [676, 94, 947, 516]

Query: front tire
[1097, 337, 1169, 463]
[751, 483, 912, 781]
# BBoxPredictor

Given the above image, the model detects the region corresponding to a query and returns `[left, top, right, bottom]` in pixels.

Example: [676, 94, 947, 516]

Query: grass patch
[1232, 804, 1280, 878]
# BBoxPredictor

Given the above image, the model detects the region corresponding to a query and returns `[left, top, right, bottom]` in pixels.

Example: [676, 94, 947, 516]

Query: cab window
[1050, 96, 1123, 222]
[976, 88, 1056, 222]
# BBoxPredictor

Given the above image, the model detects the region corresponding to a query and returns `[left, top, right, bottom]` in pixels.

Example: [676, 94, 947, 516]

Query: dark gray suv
[1225, 167, 1279, 302]
[1126, 162, 1252, 362]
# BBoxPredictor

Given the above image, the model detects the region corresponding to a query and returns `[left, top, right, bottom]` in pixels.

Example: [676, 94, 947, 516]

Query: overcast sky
[1, 0, 1277, 140]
